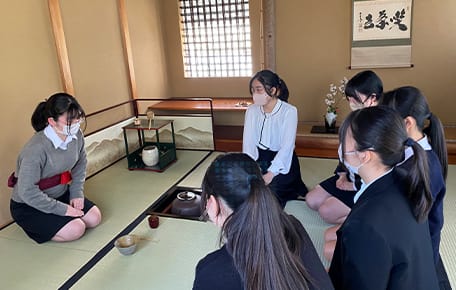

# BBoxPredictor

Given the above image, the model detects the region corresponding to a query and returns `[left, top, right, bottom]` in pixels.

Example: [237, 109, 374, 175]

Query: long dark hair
[339, 106, 432, 222]
[201, 153, 312, 290]
[249, 69, 289, 102]
[344, 70, 383, 103]
[31, 92, 85, 132]
[380, 86, 448, 180]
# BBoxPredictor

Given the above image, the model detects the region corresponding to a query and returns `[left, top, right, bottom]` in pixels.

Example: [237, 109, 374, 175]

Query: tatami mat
[0, 152, 454, 289]
[0, 150, 210, 290]
[178, 151, 223, 188]
[0, 238, 95, 289]
[73, 217, 219, 290]
[285, 200, 332, 269]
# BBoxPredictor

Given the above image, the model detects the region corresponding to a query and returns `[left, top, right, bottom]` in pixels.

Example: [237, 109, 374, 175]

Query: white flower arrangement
[325, 77, 348, 114]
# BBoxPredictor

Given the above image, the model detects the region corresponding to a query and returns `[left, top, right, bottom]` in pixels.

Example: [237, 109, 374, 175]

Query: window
[179, 0, 252, 78]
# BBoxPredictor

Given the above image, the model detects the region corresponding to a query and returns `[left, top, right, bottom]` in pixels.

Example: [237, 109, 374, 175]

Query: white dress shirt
[242, 99, 298, 176]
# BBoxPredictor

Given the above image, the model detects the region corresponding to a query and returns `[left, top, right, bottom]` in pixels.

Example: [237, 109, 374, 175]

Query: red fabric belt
[8, 171, 72, 191]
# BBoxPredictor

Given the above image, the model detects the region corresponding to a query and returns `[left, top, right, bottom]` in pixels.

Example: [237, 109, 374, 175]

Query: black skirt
[10, 190, 96, 244]
[256, 147, 308, 207]
[319, 175, 357, 208]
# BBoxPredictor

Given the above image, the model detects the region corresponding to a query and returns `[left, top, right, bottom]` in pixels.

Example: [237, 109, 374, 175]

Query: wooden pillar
[262, 0, 276, 71]
[118, 0, 138, 100]
[48, 0, 74, 95]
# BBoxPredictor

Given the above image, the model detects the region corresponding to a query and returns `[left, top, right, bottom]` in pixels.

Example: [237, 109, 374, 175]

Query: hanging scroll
[351, 0, 413, 68]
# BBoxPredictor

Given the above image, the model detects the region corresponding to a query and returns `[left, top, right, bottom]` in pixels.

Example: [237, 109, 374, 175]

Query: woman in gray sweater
[9, 93, 101, 243]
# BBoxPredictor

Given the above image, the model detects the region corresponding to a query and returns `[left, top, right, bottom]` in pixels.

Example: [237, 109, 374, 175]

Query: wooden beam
[118, 0, 138, 100]
[48, 0, 74, 95]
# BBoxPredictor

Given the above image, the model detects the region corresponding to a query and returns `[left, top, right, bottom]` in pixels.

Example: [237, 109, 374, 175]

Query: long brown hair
[201, 153, 312, 290]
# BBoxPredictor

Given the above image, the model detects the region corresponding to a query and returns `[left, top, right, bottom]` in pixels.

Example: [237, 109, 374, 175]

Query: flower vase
[325, 112, 337, 133]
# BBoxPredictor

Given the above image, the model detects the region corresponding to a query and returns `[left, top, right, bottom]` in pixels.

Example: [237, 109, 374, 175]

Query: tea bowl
[114, 235, 137, 255]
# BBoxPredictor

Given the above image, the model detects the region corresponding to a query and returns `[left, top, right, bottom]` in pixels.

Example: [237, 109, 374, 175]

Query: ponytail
[276, 77, 289, 103]
[424, 113, 448, 180]
[403, 139, 433, 222]
[201, 153, 312, 290]
[31, 101, 48, 132]
[223, 179, 311, 290]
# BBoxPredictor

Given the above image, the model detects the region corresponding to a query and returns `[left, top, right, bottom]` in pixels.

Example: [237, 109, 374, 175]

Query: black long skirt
[257, 147, 308, 207]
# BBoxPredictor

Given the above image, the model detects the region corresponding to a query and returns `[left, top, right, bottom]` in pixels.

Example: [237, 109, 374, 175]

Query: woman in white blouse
[243, 70, 308, 207]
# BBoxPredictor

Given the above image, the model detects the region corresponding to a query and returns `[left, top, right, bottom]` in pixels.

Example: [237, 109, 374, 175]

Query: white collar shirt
[242, 99, 298, 176]
[44, 125, 77, 150]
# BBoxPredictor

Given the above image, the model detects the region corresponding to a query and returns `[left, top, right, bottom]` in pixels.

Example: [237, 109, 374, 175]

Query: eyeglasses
[57, 118, 84, 126]
[344, 147, 375, 156]
[346, 93, 375, 104]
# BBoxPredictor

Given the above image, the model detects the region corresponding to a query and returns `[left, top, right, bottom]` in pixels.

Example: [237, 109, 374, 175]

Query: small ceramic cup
[148, 215, 159, 229]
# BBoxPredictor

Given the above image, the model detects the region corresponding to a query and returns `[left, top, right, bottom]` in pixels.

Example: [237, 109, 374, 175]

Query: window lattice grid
[179, 0, 252, 78]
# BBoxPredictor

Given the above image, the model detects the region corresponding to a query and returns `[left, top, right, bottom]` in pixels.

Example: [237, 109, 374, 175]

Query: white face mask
[69, 122, 81, 136]
[338, 146, 364, 175]
[57, 122, 80, 136]
[349, 101, 365, 111]
[345, 159, 364, 175]
[253, 93, 269, 106]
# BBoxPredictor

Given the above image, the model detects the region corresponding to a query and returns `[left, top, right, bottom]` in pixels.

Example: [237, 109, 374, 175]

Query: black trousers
[257, 147, 308, 207]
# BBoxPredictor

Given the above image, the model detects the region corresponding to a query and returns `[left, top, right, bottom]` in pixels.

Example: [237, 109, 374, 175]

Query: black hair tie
[404, 138, 415, 147]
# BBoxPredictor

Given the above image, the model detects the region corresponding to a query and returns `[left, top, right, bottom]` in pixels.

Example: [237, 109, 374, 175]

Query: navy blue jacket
[329, 170, 439, 290]
[193, 216, 334, 290]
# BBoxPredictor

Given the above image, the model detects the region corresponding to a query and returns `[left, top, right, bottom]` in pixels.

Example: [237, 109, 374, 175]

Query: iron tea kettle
[171, 191, 202, 217]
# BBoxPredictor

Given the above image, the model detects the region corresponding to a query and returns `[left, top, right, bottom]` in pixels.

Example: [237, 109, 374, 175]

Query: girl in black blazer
[380, 86, 449, 289]
[193, 153, 334, 290]
[329, 106, 439, 289]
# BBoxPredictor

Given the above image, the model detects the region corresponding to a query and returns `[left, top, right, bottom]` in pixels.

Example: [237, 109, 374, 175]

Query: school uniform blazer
[329, 170, 439, 290]
[193, 215, 334, 290]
